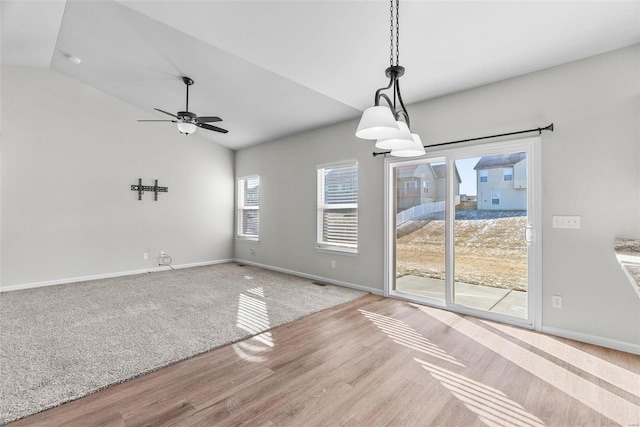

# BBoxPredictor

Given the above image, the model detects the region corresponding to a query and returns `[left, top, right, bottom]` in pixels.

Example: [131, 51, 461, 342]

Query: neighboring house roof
[395, 163, 461, 183]
[396, 165, 419, 179]
[431, 164, 446, 179]
[474, 152, 526, 170]
[431, 163, 462, 184]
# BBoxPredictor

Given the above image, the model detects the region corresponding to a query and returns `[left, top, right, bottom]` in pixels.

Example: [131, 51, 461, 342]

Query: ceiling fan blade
[137, 119, 177, 122]
[197, 116, 222, 123]
[197, 122, 229, 134]
[154, 108, 179, 119]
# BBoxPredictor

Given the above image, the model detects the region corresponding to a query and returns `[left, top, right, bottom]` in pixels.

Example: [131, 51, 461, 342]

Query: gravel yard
[396, 213, 528, 291]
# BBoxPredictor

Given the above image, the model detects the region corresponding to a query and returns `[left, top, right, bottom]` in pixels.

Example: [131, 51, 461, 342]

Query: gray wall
[234, 120, 385, 291]
[235, 44, 640, 347]
[1, 66, 235, 288]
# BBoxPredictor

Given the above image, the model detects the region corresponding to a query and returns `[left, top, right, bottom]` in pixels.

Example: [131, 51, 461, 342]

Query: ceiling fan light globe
[355, 106, 400, 140]
[177, 122, 197, 134]
[374, 121, 415, 149]
[390, 133, 426, 157]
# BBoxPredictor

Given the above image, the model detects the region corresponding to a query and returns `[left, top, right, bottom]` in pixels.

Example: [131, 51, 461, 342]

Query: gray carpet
[0, 263, 367, 424]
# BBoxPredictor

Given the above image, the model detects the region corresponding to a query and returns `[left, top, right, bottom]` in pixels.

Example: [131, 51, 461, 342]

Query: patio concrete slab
[395, 275, 526, 317]
[451, 282, 510, 311]
[490, 290, 528, 319]
[395, 275, 446, 300]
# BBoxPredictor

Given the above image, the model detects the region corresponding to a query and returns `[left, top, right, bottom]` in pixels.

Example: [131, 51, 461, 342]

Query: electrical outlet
[331, 260, 336, 269]
[552, 295, 563, 309]
[143, 252, 149, 260]
[250, 248, 255, 254]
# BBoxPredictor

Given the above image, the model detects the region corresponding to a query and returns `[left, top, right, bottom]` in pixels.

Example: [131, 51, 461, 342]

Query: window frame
[236, 175, 260, 241]
[316, 160, 358, 254]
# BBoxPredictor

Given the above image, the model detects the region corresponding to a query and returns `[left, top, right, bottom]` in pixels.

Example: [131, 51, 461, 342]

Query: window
[237, 176, 259, 240]
[317, 161, 358, 252]
[423, 179, 429, 194]
[479, 170, 488, 183]
[491, 190, 500, 205]
[503, 167, 513, 181]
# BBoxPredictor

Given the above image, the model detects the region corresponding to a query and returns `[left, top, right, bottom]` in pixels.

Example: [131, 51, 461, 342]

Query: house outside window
[503, 167, 513, 181]
[317, 161, 358, 253]
[491, 190, 501, 205]
[237, 175, 259, 240]
[479, 170, 488, 183]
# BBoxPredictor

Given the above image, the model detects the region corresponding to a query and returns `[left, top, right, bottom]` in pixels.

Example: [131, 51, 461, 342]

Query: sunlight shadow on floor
[415, 358, 545, 427]
[420, 306, 639, 426]
[233, 287, 274, 362]
[359, 308, 549, 426]
[359, 309, 464, 367]
[483, 320, 640, 397]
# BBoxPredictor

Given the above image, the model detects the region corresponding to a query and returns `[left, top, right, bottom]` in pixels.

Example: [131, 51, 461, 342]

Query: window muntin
[317, 162, 358, 252]
[237, 176, 260, 240]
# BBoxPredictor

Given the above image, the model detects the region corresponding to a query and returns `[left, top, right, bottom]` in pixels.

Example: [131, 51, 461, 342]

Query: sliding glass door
[386, 138, 540, 327]
[393, 159, 447, 304]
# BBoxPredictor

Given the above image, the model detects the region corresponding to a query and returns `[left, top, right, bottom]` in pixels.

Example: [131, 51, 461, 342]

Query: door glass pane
[453, 153, 528, 319]
[394, 162, 446, 302]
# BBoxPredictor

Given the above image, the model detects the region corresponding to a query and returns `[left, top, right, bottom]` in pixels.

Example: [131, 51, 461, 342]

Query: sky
[455, 157, 480, 196]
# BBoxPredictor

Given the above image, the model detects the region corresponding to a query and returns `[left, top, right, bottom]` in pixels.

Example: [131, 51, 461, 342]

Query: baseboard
[542, 325, 640, 355]
[233, 258, 383, 296]
[0, 259, 235, 293]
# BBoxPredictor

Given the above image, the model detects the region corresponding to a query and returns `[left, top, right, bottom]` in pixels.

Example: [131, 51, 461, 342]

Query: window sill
[315, 246, 358, 256]
[237, 236, 260, 242]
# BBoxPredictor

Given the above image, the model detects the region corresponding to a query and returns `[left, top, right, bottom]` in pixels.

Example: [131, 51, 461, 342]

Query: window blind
[317, 163, 358, 250]
[237, 176, 259, 239]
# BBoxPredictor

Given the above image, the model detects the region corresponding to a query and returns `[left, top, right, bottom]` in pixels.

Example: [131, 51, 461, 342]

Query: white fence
[396, 201, 445, 226]
[396, 196, 460, 227]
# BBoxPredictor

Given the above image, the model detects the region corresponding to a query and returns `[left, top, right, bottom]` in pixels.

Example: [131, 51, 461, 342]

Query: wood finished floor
[11, 294, 640, 426]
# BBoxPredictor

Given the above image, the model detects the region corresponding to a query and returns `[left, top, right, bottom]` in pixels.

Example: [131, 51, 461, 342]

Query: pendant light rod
[355, 0, 420, 156]
[372, 123, 554, 157]
[373, 65, 410, 127]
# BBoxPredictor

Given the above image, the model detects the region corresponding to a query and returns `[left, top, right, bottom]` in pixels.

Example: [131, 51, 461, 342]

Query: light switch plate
[552, 215, 581, 229]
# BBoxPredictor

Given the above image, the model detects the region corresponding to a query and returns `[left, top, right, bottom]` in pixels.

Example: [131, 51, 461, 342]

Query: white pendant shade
[177, 122, 197, 134]
[375, 121, 414, 150]
[390, 134, 426, 157]
[355, 106, 400, 140]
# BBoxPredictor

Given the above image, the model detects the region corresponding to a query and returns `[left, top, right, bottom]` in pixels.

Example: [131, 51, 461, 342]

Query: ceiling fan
[138, 76, 228, 135]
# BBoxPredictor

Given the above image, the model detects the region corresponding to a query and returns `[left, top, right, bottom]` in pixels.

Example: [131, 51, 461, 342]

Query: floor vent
[311, 281, 328, 287]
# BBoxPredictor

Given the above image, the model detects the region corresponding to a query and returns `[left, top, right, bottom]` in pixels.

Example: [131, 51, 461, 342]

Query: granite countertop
[615, 238, 640, 298]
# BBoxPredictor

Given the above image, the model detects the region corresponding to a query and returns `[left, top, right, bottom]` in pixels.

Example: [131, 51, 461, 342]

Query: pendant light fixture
[355, 0, 424, 157]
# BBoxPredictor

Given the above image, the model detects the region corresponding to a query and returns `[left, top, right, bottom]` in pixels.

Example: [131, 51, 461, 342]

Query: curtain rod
[372, 123, 554, 158]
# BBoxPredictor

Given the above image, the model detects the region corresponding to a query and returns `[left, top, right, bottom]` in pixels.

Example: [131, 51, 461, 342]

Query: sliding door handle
[525, 225, 533, 245]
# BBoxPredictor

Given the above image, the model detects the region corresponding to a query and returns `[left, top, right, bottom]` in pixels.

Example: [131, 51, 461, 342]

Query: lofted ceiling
[2, 0, 639, 150]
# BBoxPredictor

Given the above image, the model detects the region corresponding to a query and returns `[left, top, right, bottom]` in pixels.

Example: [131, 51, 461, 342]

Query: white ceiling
[2, 0, 639, 150]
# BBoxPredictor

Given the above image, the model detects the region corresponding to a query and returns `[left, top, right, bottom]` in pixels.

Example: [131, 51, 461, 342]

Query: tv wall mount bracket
[131, 179, 168, 201]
